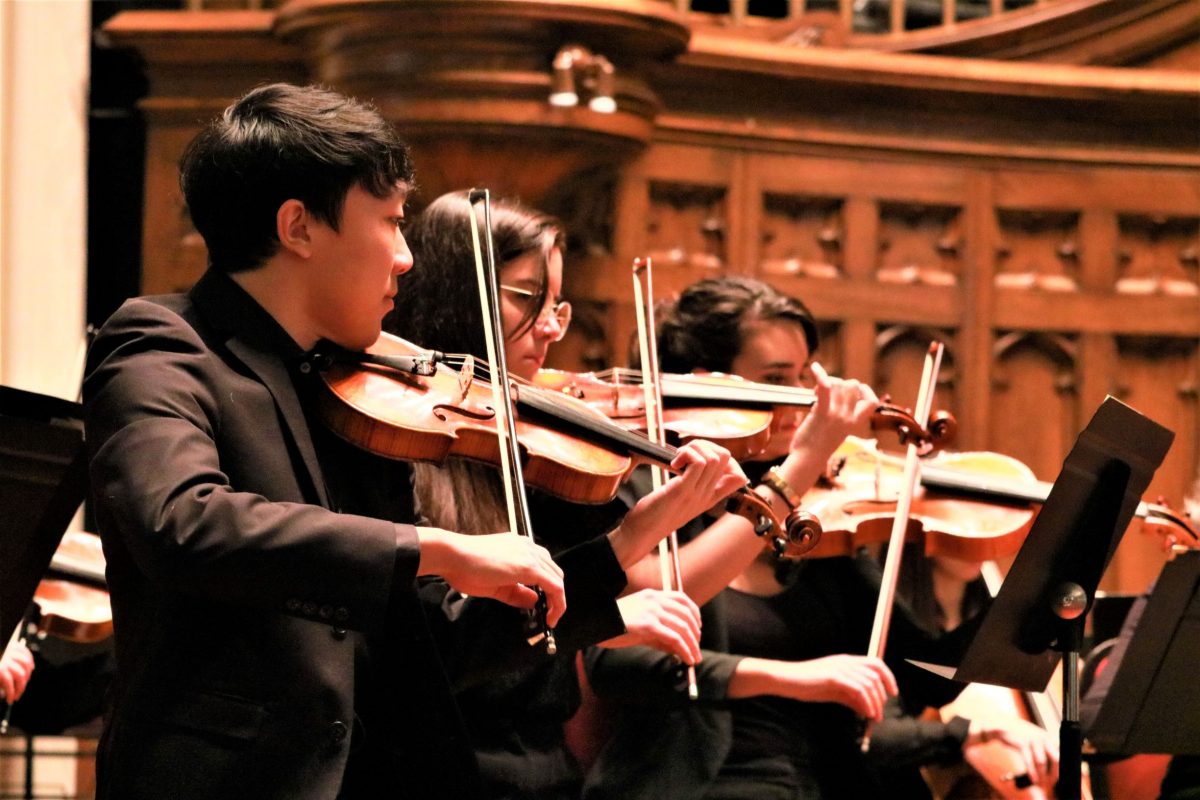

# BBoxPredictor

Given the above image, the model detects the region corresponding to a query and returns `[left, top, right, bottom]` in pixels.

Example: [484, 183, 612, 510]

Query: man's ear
[276, 199, 311, 257]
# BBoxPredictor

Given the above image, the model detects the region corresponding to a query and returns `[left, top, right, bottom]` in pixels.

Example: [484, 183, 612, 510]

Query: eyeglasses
[500, 284, 572, 341]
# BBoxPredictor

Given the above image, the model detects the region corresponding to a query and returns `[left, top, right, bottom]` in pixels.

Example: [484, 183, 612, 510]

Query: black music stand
[1085, 548, 1200, 756]
[0, 386, 88, 659]
[908, 396, 1175, 800]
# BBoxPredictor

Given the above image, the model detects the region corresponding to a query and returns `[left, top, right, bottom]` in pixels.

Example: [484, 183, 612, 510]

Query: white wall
[0, 0, 90, 401]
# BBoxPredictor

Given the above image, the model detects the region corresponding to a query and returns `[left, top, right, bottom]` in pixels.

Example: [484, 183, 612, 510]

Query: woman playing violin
[388, 192, 748, 800]
[583, 276, 983, 800]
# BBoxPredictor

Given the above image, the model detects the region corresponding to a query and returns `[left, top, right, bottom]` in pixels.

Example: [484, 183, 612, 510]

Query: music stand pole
[1052, 581, 1088, 800]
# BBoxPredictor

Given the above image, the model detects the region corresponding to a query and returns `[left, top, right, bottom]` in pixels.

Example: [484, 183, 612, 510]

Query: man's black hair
[179, 83, 414, 273]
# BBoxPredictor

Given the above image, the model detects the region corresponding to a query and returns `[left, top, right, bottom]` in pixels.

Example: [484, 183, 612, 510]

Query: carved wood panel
[876, 202, 963, 287]
[758, 193, 843, 279]
[989, 331, 1079, 480]
[1115, 214, 1200, 297]
[810, 320, 844, 377]
[994, 209, 1081, 292]
[142, 124, 209, 295]
[873, 326, 959, 443]
[642, 180, 730, 296]
[1108, 335, 1200, 588]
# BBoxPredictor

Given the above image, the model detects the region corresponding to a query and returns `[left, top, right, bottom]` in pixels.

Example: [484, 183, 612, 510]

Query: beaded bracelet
[760, 466, 803, 511]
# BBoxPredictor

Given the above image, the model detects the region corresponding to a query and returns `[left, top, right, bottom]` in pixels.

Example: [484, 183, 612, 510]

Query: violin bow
[632, 257, 698, 700]
[467, 189, 556, 654]
[862, 340, 944, 750]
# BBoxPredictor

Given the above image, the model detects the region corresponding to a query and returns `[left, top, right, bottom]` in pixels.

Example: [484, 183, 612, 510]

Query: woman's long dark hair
[386, 191, 565, 358]
[656, 275, 819, 375]
[384, 191, 565, 535]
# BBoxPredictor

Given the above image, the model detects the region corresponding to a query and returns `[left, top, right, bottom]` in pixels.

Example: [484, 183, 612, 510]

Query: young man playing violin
[85, 83, 687, 800]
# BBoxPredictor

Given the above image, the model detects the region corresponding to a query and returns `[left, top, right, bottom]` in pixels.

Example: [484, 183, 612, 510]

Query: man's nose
[394, 234, 414, 275]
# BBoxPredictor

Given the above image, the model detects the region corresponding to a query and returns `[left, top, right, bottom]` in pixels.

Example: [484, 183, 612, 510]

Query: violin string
[438, 353, 816, 405]
[436, 353, 676, 463]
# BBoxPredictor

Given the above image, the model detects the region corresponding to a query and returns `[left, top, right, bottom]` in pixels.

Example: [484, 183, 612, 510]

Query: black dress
[425, 477, 631, 800]
[707, 556, 974, 799]
[585, 464, 977, 800]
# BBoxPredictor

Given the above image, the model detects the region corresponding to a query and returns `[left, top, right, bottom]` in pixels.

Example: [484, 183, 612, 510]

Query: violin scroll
[724, 491, 823, 560]
[871, 401, 957, 455]
[1139, 498, 1199, 552]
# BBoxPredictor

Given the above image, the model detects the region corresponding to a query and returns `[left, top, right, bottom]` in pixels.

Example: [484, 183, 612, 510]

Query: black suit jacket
[85, 272, 626, 800]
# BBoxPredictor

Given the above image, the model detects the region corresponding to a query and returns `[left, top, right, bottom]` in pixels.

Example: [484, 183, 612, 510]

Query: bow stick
[861, 340, 944, 750]
[632, 256, 698, 700]
[467, 189, 556, 654]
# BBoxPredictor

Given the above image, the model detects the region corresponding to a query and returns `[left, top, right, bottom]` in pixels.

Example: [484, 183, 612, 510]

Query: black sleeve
[585, 643, 742, 708]
[420, 532, 628, 690]
[867, 696, 970, 769]
[585, 594, 741, 708]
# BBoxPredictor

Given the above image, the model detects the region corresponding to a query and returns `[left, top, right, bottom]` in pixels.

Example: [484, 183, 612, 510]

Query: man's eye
[761, 374, 787, 386]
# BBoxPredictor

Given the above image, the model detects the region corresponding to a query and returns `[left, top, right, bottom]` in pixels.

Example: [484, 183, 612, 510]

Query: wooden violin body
[925, 682, 1057, 800]
[32, 531, 112, 644]
[801, 438, 1036, 561]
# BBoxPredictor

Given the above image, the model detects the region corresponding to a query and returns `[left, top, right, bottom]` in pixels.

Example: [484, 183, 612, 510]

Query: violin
[535, 369, 773, 461]
[800, 437, 1198, 561]
[32, 531, 112, 645]
[801, 437, 1036, 562]
[533, 368, 957, 456]
[3, 532, 113, 733]
[314, 333, 822, 559]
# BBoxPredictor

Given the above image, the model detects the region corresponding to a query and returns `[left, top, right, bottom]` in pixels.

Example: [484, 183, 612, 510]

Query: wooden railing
[681, 0, 1055, 36]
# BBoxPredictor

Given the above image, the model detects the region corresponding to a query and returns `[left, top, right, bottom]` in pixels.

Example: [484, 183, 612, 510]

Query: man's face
[304, 184, 412, 350]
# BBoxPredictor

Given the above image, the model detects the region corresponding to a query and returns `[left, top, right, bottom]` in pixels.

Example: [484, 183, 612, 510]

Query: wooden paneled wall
[553, 143, 1198, 593]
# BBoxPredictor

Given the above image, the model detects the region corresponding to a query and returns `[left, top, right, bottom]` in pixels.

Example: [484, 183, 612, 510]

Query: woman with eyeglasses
[386, 191, 757, 800]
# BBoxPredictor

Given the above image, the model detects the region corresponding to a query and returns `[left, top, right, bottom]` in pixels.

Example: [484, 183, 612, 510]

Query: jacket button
[331, 627, 347, 641]
[329, 720, 349, 745]
[333, 607, 350, 622]
[318, 605, 333, 620]
[302, 601, 318, 616]
[285, 598, 301, 612]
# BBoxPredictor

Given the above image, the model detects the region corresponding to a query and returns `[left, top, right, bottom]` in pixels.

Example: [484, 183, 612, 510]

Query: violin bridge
[457, 356, 475, 401]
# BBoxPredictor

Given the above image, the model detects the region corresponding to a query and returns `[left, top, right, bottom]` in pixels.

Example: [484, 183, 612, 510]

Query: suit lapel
[190, 271, 333, 509]
[226, 338, 332, 509]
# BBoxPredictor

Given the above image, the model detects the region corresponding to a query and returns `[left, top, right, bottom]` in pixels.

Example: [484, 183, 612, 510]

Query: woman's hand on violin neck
[965, 715, 1060, 789]
[415, 528, 566, 627]
[609, 441, 747, 569]
[599, 589, 703, 666]
[768, 366, 880, 512]
[729, 655, 898, 721]
[790, 362, 879, 460]
[0, 639, 35, 704]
